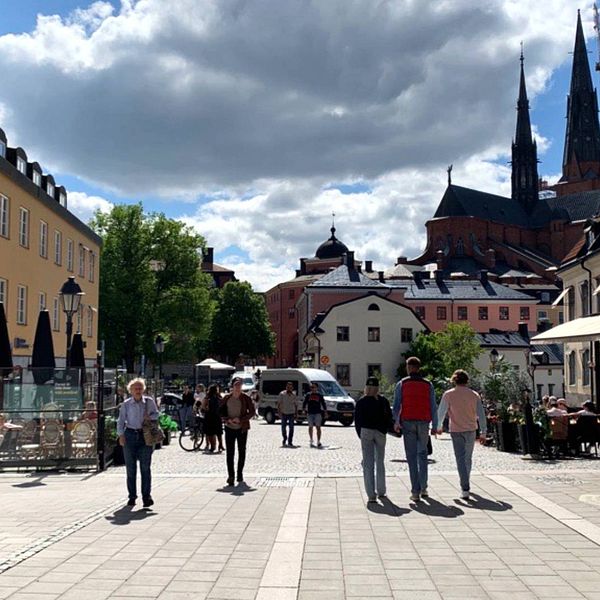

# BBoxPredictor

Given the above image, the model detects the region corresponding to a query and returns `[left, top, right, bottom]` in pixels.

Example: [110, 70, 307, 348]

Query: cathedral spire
[561, 9, 600, 181]
[511, 47, 539, 213]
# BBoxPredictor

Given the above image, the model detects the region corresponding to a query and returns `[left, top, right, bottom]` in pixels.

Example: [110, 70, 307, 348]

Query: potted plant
[158, 413, 178, 446]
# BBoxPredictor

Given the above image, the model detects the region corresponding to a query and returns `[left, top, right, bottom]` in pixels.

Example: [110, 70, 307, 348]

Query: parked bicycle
[179, 415, 205, 452]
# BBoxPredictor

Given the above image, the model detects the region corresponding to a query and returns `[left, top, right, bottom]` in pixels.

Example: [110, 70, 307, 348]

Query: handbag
[142, 398, 164, 447]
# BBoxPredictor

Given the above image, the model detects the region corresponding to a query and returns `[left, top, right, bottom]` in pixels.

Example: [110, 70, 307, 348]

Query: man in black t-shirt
[180, 385, 195, 430]
[303, 382, 327, 448]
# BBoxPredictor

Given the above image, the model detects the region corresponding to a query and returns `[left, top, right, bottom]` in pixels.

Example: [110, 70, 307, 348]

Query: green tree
[92, 204, 214, 371]
[210, 281, 275, 363]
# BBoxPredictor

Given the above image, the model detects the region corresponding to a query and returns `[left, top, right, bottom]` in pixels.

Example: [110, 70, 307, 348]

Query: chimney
[295, 269, 302, 277]
[396, 256, 407, 264]
[365, 260, 373, 272]
[537, 318, 552, 333]
[378, 271, 385, 283]
[435, 269, 444, 285]
[414, 271, 422, 283]
[357, 264, 362, 273]
[479, 269, 488, 285]
[518, 321, 529, 340]
[485, 248, 496, 269]
[436, 249, 444, 270]
[300, 258, 307, 275]
[346, 251, 355, 268]
[203, 247, 214, 268]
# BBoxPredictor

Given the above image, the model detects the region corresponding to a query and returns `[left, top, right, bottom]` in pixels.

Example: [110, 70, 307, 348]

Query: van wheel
[264, 409, 276, 424]
[340, 417, 353, 427]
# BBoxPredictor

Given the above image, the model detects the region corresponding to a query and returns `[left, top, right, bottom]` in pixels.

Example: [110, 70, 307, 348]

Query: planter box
[496, 421, 518, 453]
[112, 444, 125, 466]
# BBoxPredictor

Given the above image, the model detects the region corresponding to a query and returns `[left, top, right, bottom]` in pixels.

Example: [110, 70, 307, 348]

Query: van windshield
[314, 381, 346, 397]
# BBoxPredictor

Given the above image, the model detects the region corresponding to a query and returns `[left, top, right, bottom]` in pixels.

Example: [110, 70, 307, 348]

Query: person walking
[202, 384, 223, 453]
[220, 377, 255, 486]
[393, 357, 438, 502]
[180, 384, 195, 431]
[303, 382, 327, 448]
[117, 378, 159, 508]
[355, 377, 392, 504]
[278, 381, 298, 447]
[436, 369, 486, 500]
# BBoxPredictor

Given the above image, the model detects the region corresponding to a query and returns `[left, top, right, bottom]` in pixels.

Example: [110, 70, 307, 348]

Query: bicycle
[179, 415, 205, 452]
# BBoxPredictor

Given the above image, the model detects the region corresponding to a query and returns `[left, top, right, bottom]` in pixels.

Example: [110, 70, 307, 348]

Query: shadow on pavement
[368, 497, 410, 517]
[216, 482, 257, 496]
[454, 493, 513, 512]
[410, 496, 464, 518]
[105, 506, 157, 526]
[12, 474, 49, 488]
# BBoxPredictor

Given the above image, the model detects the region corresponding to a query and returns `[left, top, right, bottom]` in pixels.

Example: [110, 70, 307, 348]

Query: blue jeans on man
[450, 431, 477, 492]
[402, 420, 430, 494]
[124, 428, 153, 501]
[179, 405, 192, 430]
[281, 414, 295, 445]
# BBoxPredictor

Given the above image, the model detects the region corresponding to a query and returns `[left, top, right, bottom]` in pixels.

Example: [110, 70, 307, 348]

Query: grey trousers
[450, 431, 477, 492]
[360, 428, 387, 498]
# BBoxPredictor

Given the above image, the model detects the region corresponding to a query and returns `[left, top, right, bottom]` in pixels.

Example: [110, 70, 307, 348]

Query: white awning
[594, 283, 600, 296]
[531, 315, 600, 344]
[195, 358, 235, 370]
[552, 287, 571, 307]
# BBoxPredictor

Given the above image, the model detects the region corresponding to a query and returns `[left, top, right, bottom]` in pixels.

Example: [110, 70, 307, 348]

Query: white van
[258, 368, 355, 426]
[229, 371, 256, 393]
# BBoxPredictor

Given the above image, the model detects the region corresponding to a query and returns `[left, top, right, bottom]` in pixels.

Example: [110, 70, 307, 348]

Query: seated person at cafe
[546, 398, 567, 417]
[571, 401, 597, 418]
[557, 398, 576, 413]
[80, 401, 98, 420]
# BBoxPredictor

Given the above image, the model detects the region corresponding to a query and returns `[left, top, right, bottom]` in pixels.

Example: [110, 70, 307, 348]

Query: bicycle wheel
[194, 429, 205, 451]
[179, 427, 199, 452]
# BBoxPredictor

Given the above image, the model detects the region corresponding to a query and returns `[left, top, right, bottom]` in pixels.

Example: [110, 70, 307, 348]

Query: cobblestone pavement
[140, 419, 600, 476]
[2, 469, 600, 599]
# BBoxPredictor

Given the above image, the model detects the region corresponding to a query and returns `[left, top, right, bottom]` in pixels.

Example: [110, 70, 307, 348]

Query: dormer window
[17, 157, 26, 174]
[32, 171, 41, 186]
[46, 182, 54, 198]
[59, 192, 66, 207]
[0, 141, 5, 157]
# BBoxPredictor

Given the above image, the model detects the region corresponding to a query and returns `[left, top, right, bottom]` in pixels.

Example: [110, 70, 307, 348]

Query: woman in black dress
[202, 384, 224, 453]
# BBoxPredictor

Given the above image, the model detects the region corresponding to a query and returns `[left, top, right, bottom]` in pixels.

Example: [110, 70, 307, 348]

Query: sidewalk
[1, 469, 600, 599]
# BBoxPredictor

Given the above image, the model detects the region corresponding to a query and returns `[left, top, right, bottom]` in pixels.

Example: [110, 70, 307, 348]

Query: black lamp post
[59, 276, 84, 368]
[154, 334, 165, 380]
[489, 348, 499, 372]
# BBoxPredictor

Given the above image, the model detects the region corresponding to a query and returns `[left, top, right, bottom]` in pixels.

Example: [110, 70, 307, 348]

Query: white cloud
[67, 191, 113, 225]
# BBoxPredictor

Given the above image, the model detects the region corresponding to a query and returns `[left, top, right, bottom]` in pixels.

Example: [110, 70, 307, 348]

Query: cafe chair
[71, 419, 96, 458]
[40, 419, 65, 459]
[574, 416, 600, 457]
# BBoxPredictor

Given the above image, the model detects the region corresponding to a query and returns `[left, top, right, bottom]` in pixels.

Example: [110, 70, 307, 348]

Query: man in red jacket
[393, 357, 438, 502]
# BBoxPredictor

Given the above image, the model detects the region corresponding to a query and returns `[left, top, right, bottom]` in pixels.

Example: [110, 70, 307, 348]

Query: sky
[0, 0, 592, 291]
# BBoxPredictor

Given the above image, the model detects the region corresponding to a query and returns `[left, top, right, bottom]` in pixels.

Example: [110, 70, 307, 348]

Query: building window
[16, 157, 26, 174]
[88, 250, 95, 282]
[368, 303, 380, 311]
[548, 383, 554, 396]
[437, 306, 447, 320]
[583, 349, 591, 387]
[39, 220, 48, 258]
[87, 307, 93, 338]
[499, 306, 509, 321]
[457, 306, 467, 320]
[520, 306, 530, 321]
[401, 328, 413, 343]
[559, 311, 564, 325]
[78, 245, 85, 277]
[52, 297, 60, 331]
[581, 281, 590, 317]
[336, 364, 350, 386]
[0, 278, 6, 307]
[567, 287, 575, 320]
[39, 292, 46, 312]
[367, 364, 381, 378]
[76, 305, 82, 333]
[415, 306, 425, 320]
[16, 285, 27, 324]
[46, 182, 54, 199]
[54, 231, 62, 265]
[67, 239, 74, 271]
[0, 194, 8, 238]
[541, 292, 550, 303]
[59, 192, 66, 207]
[18, 207, 29, 247]
[538, 310, 548, 320]
[368, 327, 380, 342]
[568, 352, 576, 386]
[478, 306, 488, 320]
[32, 171, 41, 186]
[288, 307, 295, 319]
[337, 326, 350, 342]
[288, 289, 295, 300]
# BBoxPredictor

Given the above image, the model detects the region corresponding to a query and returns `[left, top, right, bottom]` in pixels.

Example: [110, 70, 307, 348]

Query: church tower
[558, 10, 600, 191]
[511, 49, 539, 213]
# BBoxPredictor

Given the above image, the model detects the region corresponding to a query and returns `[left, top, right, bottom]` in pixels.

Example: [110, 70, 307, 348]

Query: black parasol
[31, 310, 56, 385]
[69, 332, 87, 385]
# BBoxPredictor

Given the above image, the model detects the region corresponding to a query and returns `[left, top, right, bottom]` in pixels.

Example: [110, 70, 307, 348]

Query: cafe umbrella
[0, 303, 13, 410]
[30, 310, 56, 408]
[69, 332, 86, 386]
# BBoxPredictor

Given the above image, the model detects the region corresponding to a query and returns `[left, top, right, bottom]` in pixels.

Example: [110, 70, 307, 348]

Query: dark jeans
[124, 429, 153, 500]
[281, 414, 295, 444]
[402, 420, 430, 494]
[225, 427, 248, 481]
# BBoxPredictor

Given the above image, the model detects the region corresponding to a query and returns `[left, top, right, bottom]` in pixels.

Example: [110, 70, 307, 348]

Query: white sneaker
[310, 441, 315, 448]
[460, 490, 470, 500]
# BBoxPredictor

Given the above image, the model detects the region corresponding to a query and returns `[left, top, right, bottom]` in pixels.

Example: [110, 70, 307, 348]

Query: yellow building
[0, 127, 101, 366]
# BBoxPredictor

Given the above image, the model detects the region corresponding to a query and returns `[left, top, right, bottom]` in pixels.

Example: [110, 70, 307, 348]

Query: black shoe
[127, 498, 136, 506]
[237, 475, 244, 484]
[142, 497, 154, 508]
[227, 477, 234, 486]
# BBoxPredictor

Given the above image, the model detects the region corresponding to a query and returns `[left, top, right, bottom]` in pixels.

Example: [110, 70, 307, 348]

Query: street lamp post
[59, 276, 84, 368]
[154, 335, 165, 380]
[489, 348, 499, 372]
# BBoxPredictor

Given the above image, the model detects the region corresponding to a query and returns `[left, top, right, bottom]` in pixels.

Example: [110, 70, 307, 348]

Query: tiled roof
[309, 265, 386, 288]
[400, 279, 535, 301]
[476, 332, 530, 347]
[531, 343, 564, 365]
[546, 190, 600, 221]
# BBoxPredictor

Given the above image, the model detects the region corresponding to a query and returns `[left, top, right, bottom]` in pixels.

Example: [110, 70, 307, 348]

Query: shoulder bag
[142, 397, 164, 447]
